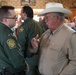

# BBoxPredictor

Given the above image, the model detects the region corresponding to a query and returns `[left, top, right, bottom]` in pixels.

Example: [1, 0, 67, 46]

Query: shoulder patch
[18, 27, 24, 32]
[7, 38, 16, 49]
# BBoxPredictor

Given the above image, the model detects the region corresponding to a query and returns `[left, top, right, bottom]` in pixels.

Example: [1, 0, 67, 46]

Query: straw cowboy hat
[38, 2, 72, 16]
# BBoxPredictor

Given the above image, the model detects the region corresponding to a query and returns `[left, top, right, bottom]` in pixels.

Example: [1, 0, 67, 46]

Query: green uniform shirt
[18, 18, 43, 75]
[0, 22, 26, 73]
[18, 18, 43, 57]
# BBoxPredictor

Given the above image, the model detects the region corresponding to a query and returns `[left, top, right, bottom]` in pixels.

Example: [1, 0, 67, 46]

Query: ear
[3, 18, 7, 22]
[56, 15, 61, 21]
[24, 12, 27, 16]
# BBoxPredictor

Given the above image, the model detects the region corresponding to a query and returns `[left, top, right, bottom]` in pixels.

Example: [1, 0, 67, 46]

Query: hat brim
[38, 7, 72, 16]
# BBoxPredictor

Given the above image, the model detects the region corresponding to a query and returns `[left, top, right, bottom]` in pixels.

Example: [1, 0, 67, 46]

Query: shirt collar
[52, 23, 64, 35]
[0, 22, 13, 33]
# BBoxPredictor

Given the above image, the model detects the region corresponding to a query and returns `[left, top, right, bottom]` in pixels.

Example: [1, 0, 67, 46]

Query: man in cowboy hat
[30, 2, 76, 75]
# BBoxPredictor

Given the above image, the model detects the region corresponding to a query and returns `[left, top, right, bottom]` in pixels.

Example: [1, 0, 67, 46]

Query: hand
[31, 34, 39, 48]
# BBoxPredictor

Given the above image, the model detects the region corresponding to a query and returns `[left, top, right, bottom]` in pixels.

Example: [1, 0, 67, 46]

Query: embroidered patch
[7, 38, 16, 49]
[18, 27, 24, 32]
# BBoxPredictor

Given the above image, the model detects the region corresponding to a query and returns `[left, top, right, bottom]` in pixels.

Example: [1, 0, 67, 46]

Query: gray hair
[53, 12, 65, 21]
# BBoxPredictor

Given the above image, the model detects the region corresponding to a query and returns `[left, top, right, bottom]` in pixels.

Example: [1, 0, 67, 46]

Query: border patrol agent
[0, 6, 27, 75]
[18, 6, 43, 75]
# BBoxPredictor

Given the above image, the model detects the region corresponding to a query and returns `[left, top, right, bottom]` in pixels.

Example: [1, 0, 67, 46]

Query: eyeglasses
[44, 15, 55, 21]
[5, 15, 17, 19]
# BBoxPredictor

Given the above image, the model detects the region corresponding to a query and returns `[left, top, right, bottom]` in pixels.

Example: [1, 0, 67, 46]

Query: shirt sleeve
[3, 36, 26, 71]
[60, 33, 76, 75]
